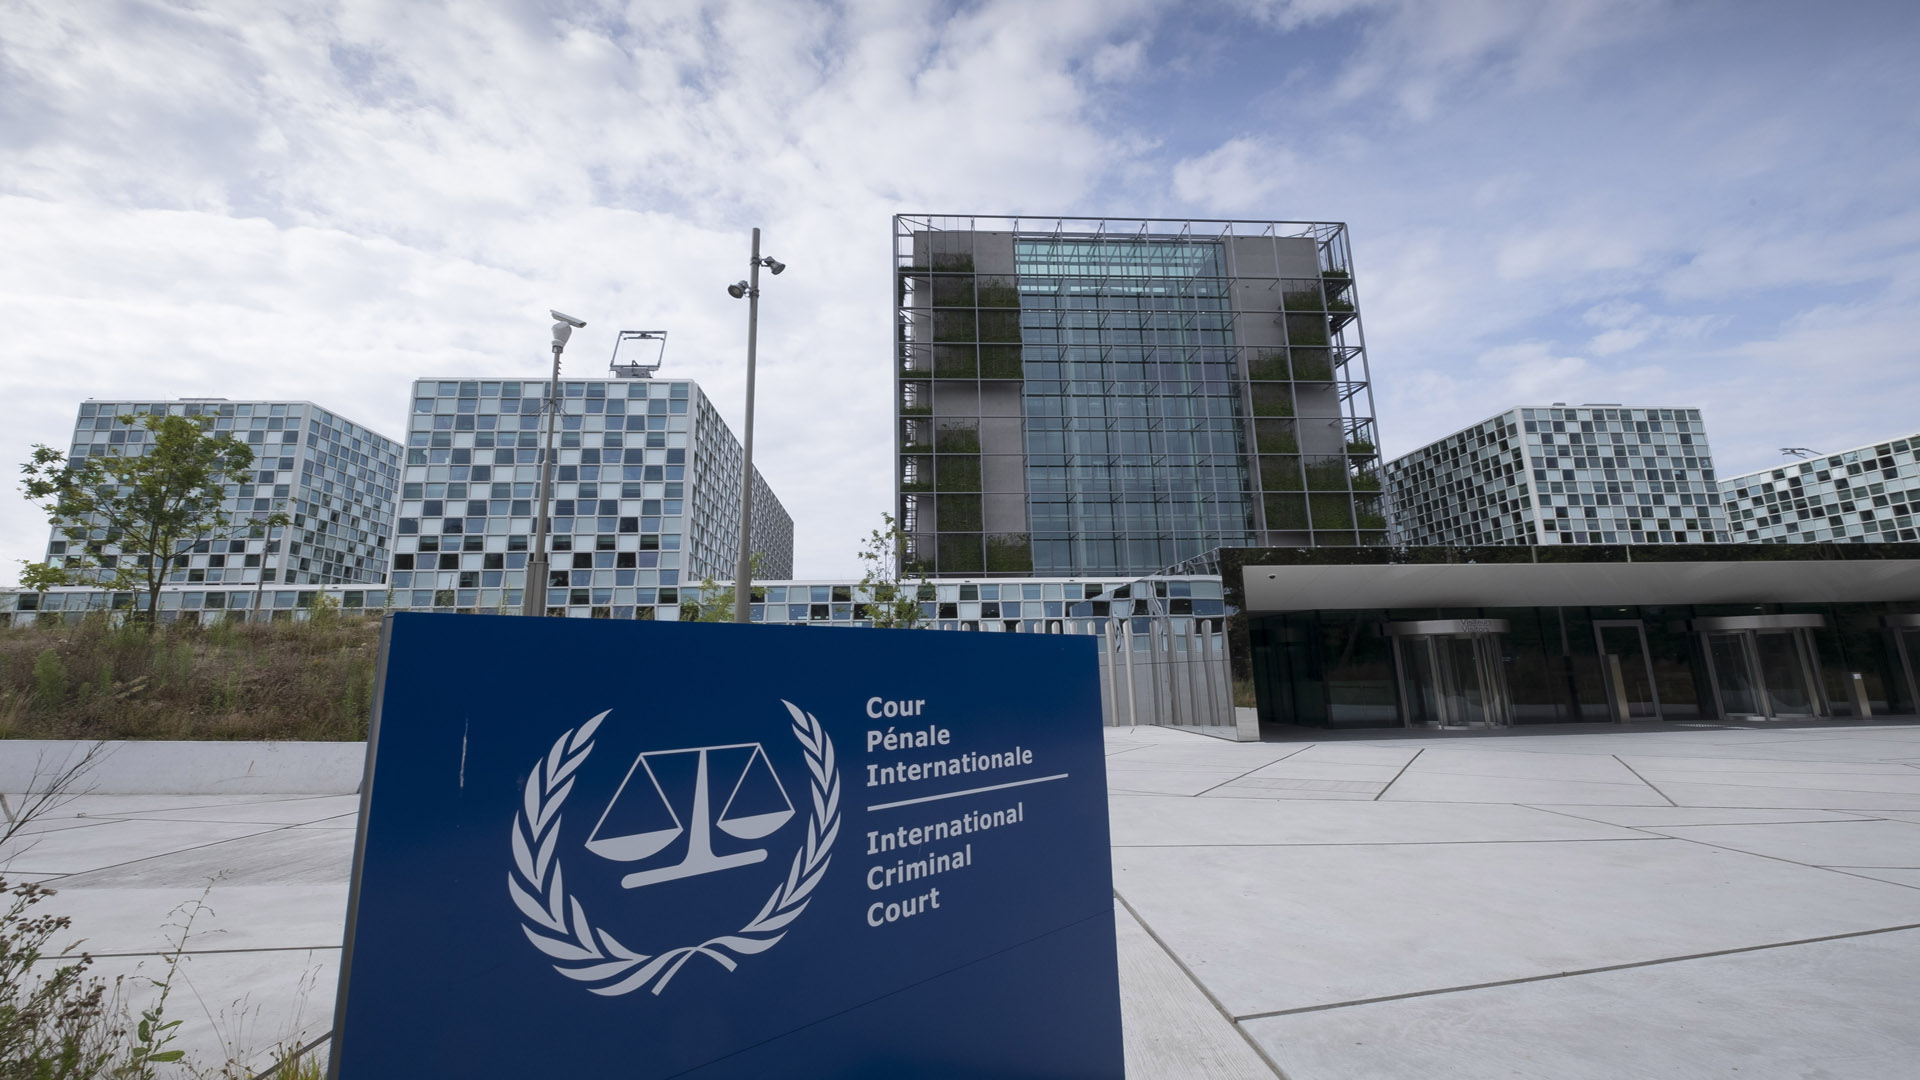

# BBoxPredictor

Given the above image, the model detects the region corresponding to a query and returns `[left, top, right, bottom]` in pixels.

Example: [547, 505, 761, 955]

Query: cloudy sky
[3, 0, 1917, 581]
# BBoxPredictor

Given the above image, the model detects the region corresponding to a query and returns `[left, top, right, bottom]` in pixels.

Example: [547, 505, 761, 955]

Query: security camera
[727, 281, 750, 299]
[765, 259, 786, 276]
[550, 310, 587, 328]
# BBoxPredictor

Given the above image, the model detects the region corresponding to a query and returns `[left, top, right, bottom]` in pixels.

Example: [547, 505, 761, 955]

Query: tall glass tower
[894, 215, 1383, 577]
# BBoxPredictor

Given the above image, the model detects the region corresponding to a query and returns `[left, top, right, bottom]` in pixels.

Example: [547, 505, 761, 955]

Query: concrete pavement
[6, 723, 1920, 1077]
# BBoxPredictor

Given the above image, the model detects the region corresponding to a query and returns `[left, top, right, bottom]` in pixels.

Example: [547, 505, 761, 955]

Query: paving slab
[1526, 804, 1872, 827]
[1643, 818, 1920, 869]
[0, 740, 365, 795]
[34, 884, 350, 957]
[1654, 779, 1920, 811]
[0, 818, 281, 876]
[1201, 778, 1384, 799]
[1113, 838, 1920, 1017]
[1378, 768, 1666, 805]
[1115, 902, 1279, 1079]
[1626, 764, 1920, 795]
[1111, 796, 1642, 848]
[1242, 759, 1406, 784]
[1840, 868, 1920, 889]
[1619, 754, 1920, 777]
[1105, 768, 1260, 797]
[1406, 747, 1649, 782]
[1243, 929, 1920, 1080]
[51, 827, 358, 889]
[101, 795, 364, 825]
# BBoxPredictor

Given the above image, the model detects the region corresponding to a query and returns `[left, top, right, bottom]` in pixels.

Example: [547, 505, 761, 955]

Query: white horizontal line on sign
[866, 774, 1070, 812]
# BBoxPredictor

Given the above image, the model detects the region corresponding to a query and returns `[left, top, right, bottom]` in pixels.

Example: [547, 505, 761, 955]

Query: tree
[688, 552, 763, 623]
[857, 512, 928, 629]
[19, 413, 277, 630]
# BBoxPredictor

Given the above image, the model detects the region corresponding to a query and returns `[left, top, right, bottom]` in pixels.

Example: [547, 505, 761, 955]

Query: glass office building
[388, 376, 791, 618]
[1719, 431, 1920, 543]
[1223, 545, 1920, 730]
[894, 214, 1384, 578]
[44, 398, 400, 586]
[1383, 404, 1732, 545]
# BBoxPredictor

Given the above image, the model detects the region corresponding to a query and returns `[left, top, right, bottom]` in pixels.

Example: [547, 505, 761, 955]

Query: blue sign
[330, 613, 1121, 1079]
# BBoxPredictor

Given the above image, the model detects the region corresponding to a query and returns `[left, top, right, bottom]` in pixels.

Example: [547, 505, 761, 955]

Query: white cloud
[1088, 37, 1147, 83]
[1331, 0, 1669, 120]
[0, 0, 1163, 583]
[4, 0, 1919, 586]
[1170, 136, 1301, 214]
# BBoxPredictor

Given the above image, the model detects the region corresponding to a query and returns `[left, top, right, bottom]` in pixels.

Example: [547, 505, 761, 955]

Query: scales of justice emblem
[586, 743, 794, 889]
[508, 703, 842, 997]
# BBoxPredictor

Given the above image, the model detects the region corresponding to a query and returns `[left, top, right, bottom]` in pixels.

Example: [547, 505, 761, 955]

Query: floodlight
[728, 280, 749, 299]
[765, 258, 786, 276]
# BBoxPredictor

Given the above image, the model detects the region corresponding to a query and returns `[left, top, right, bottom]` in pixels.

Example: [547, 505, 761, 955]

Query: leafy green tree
[688, 552, 763, 623]
[857, 512, 928, 629]
[19, 414, 279, 630]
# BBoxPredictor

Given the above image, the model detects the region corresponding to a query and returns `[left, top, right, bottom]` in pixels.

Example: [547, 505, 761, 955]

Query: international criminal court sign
[329, 614, 1122, 1078]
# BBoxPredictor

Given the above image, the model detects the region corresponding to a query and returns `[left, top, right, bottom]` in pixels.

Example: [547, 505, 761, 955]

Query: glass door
[1594, 621, 1661, 721]
[1699, 621, 1829, 720]
[1395, 636, 1443, 728]
[1707, 632, 1761, 718]
[1440, 636, 1489, 727]
[1899, 628, 1920, 715]
[1389, 622, 1513, 729]
[1753, 630, 1820, 717]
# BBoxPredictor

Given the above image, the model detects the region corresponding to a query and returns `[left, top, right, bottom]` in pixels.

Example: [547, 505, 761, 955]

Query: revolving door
[1386, 619, 1513, 729]
[1694, 614, 1829, 720]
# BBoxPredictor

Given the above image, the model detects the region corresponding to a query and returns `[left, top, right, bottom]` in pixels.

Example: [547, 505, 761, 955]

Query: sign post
[330, 613, 1122, 1079]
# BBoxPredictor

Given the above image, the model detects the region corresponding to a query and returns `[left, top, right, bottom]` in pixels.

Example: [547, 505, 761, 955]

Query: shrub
[1246, 351, 1290, 381]
[1289, 349, 1333, 382]
[1249, 384, 1294, 417]
[936, 534, 983, 573]
[936, 494, 982, 532]
[31, 649, 69, 710]
[0, 616, 379, 741]
[985, 534, 1032, 573]
[934, 422, 980, 454]
[935, 457, 981, 492]
[979, 346, 1024, 379]
[1260, 457, 1303, 490]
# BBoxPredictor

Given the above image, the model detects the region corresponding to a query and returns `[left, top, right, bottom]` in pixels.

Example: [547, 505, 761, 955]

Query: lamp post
[726, 228, 784, 624]
[523, 309, 586, 617]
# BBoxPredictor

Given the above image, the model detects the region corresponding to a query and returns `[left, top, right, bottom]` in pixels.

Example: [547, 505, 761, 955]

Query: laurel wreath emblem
[507, 699, 841, 996]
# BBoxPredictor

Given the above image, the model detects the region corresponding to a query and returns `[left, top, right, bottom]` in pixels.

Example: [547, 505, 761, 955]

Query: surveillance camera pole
[524, 332, 568, 616]
[732, 228, 764, 624]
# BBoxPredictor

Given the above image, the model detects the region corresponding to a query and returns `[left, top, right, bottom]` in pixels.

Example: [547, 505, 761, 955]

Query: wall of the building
[895, 216, 1385, 578]
[393, 377, 792, 617]
[1385, 405, 1731, 546]
[47, 399, 399, 587]
[1720, 432, 1920, 544]
[1245, 601, 1920, 729]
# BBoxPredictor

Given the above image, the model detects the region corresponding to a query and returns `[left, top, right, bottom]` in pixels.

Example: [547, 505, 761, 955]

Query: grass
[0, 614, 378, 741]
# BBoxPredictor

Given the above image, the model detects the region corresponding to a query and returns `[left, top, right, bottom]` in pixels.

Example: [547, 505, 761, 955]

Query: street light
[726, 228, 783, 623]
[523, 309, 586, 617]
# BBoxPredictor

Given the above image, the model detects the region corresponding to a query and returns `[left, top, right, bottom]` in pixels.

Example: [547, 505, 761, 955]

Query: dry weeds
[0, 615, 378, 741]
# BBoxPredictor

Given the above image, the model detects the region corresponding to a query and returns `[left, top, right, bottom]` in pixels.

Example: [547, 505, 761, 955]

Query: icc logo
[508, 700, 841, 996]
[588, 743, 793, 888]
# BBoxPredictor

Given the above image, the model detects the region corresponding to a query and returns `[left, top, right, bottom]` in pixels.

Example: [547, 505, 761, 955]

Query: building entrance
[1386, 620, 1512, 729]
[1890, 614, 1920, 714]
[1695, 615, 1828, 720]
[1593, 620, 1662, 722]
